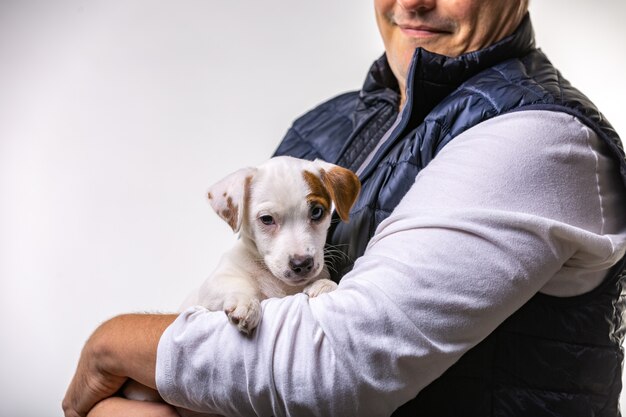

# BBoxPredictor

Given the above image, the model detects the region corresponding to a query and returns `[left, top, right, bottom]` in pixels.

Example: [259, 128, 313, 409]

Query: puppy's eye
[311, 206, 325, 222]
[259, 215, 275, 225]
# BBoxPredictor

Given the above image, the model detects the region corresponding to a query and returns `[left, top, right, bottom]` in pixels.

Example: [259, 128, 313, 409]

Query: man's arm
[86, 397, 180, 417]
[155, 111, 626, 416]
[63, 313, 177, 417]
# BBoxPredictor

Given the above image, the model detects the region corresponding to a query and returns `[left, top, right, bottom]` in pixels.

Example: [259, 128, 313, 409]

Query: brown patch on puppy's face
[302, 171, 331, 218]
[319, 166, 361, 222]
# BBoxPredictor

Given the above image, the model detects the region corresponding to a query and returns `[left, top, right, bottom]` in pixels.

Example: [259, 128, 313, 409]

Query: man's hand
[62, 314, 177, 417]
[62, 334, 126, 417]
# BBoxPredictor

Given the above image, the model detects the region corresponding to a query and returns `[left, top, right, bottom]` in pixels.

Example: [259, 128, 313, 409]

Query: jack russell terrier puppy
[124, 156, 360, 403]
[182, 155, 361, 334]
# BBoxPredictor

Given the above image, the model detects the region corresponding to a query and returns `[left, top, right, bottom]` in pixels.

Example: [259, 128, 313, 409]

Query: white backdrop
[1, 1, 624, 415]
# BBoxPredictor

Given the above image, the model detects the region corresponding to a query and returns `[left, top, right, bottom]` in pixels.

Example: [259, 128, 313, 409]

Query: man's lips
[396, 23, 452, 38]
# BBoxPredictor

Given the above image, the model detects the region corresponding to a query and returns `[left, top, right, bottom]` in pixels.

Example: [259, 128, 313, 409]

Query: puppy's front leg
[304, 279, 338, 298]
[223, 292, 261, 335]
[195, 247, 265, 335]
[198, 278, 262, 335]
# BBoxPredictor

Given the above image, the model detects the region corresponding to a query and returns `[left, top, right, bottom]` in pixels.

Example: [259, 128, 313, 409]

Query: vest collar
[362, 13, 536, 117]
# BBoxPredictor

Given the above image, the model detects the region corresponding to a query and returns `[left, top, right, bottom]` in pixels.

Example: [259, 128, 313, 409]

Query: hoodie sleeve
[156, 111, 626, 417]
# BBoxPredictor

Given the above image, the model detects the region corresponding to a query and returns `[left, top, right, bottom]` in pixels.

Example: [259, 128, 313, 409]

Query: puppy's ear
[207, 167, 256, 232]
[315, 161, 361, 222]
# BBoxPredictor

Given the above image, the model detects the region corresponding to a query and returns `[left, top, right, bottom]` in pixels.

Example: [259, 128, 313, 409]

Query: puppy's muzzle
[289, 255, 314, 277]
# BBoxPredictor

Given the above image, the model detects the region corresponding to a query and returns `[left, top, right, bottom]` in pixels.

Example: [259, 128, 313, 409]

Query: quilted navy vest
[275, 15, 626, 416]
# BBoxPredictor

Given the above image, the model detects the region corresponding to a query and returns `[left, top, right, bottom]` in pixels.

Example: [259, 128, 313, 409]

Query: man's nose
[397, 0, 436, 13]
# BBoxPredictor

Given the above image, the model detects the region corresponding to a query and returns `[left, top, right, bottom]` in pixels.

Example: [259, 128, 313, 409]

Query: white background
[1, 1, 624, 415]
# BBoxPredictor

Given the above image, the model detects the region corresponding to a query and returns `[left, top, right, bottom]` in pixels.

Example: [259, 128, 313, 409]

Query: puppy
[123, 156, 360, 403]
[182, 156, 361, 334]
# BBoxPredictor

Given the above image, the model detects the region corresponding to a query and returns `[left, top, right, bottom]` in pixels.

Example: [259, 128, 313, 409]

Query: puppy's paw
[304, 278, 338, 298]
[223, 296, 261, 335]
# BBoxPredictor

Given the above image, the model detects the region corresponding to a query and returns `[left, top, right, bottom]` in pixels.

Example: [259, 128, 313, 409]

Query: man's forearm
[96, 314, 178, 388]
[63, 313, 178, 417]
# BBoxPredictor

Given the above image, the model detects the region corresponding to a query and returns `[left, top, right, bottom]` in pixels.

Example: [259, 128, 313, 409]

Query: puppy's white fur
[123, 156, 360, 401]
[182, 156, 360, 334]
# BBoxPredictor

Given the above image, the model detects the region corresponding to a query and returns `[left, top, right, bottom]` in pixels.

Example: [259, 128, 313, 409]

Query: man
[64, 0, 626, 416]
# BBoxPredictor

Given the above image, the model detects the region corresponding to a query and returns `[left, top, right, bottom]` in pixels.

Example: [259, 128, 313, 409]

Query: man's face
[374, 0, 527, 89]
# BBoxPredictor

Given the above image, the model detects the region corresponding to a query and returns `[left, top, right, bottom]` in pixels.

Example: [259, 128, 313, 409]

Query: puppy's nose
[289, 255, 314, 276]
